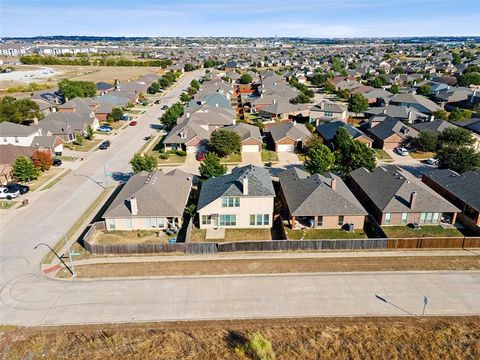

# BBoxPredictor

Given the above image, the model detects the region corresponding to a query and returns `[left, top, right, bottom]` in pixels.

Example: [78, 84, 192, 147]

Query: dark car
[52, 158, 62, 167]
[130, 121, 138, 126]
[161, 105, 169, 110]
[99, 140, 111, 150]
[6, 183, 29, 195]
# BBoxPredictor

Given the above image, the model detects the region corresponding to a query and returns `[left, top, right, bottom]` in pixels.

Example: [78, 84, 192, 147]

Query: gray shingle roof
[349, 166, 460, 213]
[104, 169, 192, 218]
[224, 123, 262, 143]
[317, 121, 370, 143]
[279, 167, 367, 216]
[268, 121, 311, 143]
[0, 122, 39, 137]
[197, 165, 275, 210]
[410, 120, 458, 133]
[366, 117, 419, 141]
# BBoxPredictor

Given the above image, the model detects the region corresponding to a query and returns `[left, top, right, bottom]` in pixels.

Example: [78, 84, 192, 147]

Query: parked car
[121, 115, 130, 121]
[426, 157, 439, 166]
[396, 147, 409, 156]
[98, 125, 113, 133]
[144, 135, 152, 141]
[99, 140, 111, 150]
[0, 187, 20, 200]
[196, 151, 206, 161]
[129, 121, 138, 126]
[6, 183, 29, 195]
[161, 105, 169, 110]
[52, 158, 62, 167]
[154, 99, 161, 104]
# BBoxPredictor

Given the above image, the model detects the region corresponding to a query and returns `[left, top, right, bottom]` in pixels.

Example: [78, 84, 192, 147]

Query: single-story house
[224, 123, 263, 153]
[267, 121, 312, 152]
[309, 100, 347, 126]
[365, 117, 419, 149]
[317, 121, 373, 148]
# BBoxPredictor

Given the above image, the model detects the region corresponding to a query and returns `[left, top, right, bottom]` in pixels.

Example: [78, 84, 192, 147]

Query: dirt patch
[59, 256, 480, 278]
[91, 230, 170, 245]
[1, 317, 478, 359]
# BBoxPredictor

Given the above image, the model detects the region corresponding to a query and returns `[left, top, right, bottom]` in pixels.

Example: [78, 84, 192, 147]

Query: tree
[438, 127, 475, 148]
[337, 89, 351, 100]
[292, 93, 311, 104]
[452, 52, 462, 65]
[160, 103, 184, 129]
[75, 134, 84, 146]
[85, 125, 94, 140]
[148, 82, 161, 94]
[417, 85, 432, 96]
[371, 77, 385, 88]
[109, 108, 124, 121]
[31, 150, 52, 171]
[130, 153, 158, 174]
[333, 128, 376, 175]
[415, 130, 437, 152]
[209, 129, 241, 157]
[392, 66, 405, 74]
[199, 153, 227, 179]
[323, 81, 335, 93]
[184, 63, 195, 72]
[437, 146, 480, 173]
[390, 84, 399, 94]
[12, 156, 39, 182]
[58, 79, 96, 99]
[190, 79, 200, 90]
[240, 73, 253, 84]
[448, 107, 472, 122]
[180, 92, 191, 103]
[432, 110, 449, 120]
[0, 96, 44, 124]
[348, 93, 369, 116]
[303, 144, 335, 175]
[304, 134, 323, 151]
[159, 77, 173, 89]
[457, 72, 480, 86]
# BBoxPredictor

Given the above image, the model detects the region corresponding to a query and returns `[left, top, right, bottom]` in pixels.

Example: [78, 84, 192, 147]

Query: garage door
[242, 144, 260, 153]
[186, 145, 206, 154]
[277, 144, 294, 152]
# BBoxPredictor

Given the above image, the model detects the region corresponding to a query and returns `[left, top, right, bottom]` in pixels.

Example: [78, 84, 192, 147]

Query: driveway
[276, 151, 302, 167]
[241, 151, 262, 165]
[178, 152, 200, 175]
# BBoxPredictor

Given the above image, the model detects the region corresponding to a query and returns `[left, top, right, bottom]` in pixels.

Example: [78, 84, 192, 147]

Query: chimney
[429, 115, 435, 122]
[408, 111, 413, 123]
[242, 177, 249, 195]
[330, 178, 337, 191]
[130, 196, 138, 215]
[409, 191, 417, 209]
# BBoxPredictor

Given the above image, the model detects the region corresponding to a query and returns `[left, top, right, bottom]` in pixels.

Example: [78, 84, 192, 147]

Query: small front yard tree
[199, 153, 227, 179]
[417, 85, 432, 96]
[109, 108, 124, 122]
[303, 144, 335, 175]
[180, 92, 191, 103]
[438, 127, 474, 148]
[12, 156, 39, 182]
[184, 63, 195, 72]
[148, 82, 161, 94]
[31, 150, 52, 171]
[208, 129, 241, 157]
[348, 93, 369, 117]
[240, 73, 253, 84]
[437, 146, 480, 173]
[58, 79, 96, 99]
[190, 79, 200, 90]
[75, 134, 84, 146]
[85, 125, 94, 140]
[130, 153, 158, 174]
[415, 130, 437, 152]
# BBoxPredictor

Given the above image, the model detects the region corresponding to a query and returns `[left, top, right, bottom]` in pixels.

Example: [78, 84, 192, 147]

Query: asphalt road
[1, 70, 479, 326]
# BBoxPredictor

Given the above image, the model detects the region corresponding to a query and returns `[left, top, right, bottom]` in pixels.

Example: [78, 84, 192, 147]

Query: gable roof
[317, 121, 371, 143]
[390, 93, 441, 113]
[410, 119, 458, 133]
[0, 122, 40, 137]
[224, 123, 262, 143]
[310, 100, 346, 113]
[268, 121, 311, 143]
[366, 117, 419, 141]
[279, 167, 367, 216]
[197, 165, 275, 210]
[104, 169, 192, 218]
[349, 166, 460, 213]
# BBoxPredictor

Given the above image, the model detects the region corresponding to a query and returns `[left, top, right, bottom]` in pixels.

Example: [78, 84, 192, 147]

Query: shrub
[235, 333, 275, 360]
[175, 150, 187, 157]
[159, 153, 169, 160]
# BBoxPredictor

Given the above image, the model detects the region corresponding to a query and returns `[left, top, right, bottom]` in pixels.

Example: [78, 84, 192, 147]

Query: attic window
[180, 131, 186, 139]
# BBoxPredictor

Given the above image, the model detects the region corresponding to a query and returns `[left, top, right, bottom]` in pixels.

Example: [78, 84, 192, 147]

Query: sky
[1, 0, 479, 38]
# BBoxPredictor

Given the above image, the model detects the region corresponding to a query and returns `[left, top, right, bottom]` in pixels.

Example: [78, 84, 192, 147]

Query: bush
[235, 333, 275, 360]
[31, 150, 52, 171]
[159, 153, 169, 160]
[175, 150, 187, 157]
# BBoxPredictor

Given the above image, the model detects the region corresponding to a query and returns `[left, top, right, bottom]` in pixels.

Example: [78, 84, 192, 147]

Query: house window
[385, 213, 391, 225]
[401, 212, 408, 224]
[433, 213, 440, 223]
[14, 137, 19, 143]
[106, 219, 116, 230]
[338, 215, 344, 226]
[219, 214, 236, 226]
[263, 214, 270, 226]
[317, 216, 323, 227]
[3, 137, 6, 143]
[324, 111, 333, 117]
[250, 214, 270, 226]
[420, 212, 426, 224]
[426, 212, 433, 224]
[222, 197, 240, 207]
[202, 215, 212, 225]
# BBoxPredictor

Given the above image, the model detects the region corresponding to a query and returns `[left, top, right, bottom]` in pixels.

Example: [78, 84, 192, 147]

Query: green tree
[159, 77, 173, 89]
[448, 107, 472, 122]
[292, 93, 312, 104]
[209, 129, 241, 157]
[148, 82, 161, 94]
[371, 77, 385, 88]
[331, 57, 343, 73]
[438, 127, 475, 148]
[58, 79, 96, 99]
[392, 66, 405, 74]
[348, 93, 369, 116]
[323, 81, 335, 93]
[236, 333, 276, 360]
[333, 128, 376, 175]
[337, 89, 351, 100]
[130, 153, 158, 174]
[437, 146, 480, 173]
[390, 84, 399, 94]
[190, 79, 200, 90]
[184, 63, 195, 72]
[160, 103, 184, 129]
[85, 125, 94, 140]
[75, 134, 84, 146]
[0, 96, 44, 124]
[432, 110, 449, 120]
[180, 92, 191, 103]
[417, 85, 432, 96]
[303, 144, 335, 175]
[199, 153, 227, 179]
[12, 156, 39, 182]
[452, 52, 462, 65]
[109, 108, 124, 121]
[240, 73, 253, 84]
[415, 130, 437, 152]
[457, 72, 480, 86]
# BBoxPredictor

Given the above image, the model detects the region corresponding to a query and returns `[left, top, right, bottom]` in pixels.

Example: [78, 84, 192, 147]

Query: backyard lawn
[189, 228, 274, 242]
[374, 149, 393, 161]
[92, 230, 171, 245]
[261, 149, 279, 162]
[382, 226, 464, 238]
[220, 153, 242, 164]
[410, 151, 436, 160]
[286, 228, 368, 240]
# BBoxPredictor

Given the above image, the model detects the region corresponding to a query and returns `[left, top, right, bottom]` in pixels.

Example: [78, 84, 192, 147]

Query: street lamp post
[53, 231, 76, 277]
[34, 242, 74, 276]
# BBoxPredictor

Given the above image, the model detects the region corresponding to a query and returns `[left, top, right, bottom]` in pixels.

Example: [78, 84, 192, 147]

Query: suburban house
[309, 100, 347, 126]
[163, 121, 210, 153]
[103, 169, 192, 231]
[365, 105, 429, 124]
[364, 117, 419, 149]
[258, 101, 309, 121]
[224, 123, 263, 153]
[38, 109, 100, 142]
[317, 121, 373, 148]
[348, 166, 460, 226]
[422, 170, 480, 229]
[278, 167, 367, 230]
[389, 93, 441, 114]
[455, 118, 480, 151]
[267, 121, 312, 152]
[410, 119, 458, 134]
[197, 165, 275, 229]
[96, 82, 115, 95]
[0, 122, 42, 146]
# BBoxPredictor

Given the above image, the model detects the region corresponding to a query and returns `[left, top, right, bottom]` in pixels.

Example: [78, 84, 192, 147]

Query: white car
[396, 147, 409, 156]
[426, 158, 439, 165]
[0, 187, 20, 200]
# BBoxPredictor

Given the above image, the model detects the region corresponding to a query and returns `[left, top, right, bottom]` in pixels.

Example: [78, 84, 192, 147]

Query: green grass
[41, 169, 72, 191]
[375, 149, 394, 161]
[71, 139, 102, 152]
[410, 151, 436, 160]
[382, 225, 464, 238]
[261, 149, 279, 162]
[286, 228, 368, 240]
[0, 200, 17, 209]
[221, 153, 242, 164]
[56, 155, 78, 162]
[25, 167, 63, 191]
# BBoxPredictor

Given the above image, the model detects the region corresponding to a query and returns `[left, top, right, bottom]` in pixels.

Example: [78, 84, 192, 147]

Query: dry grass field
[1, 317, 479, 359]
